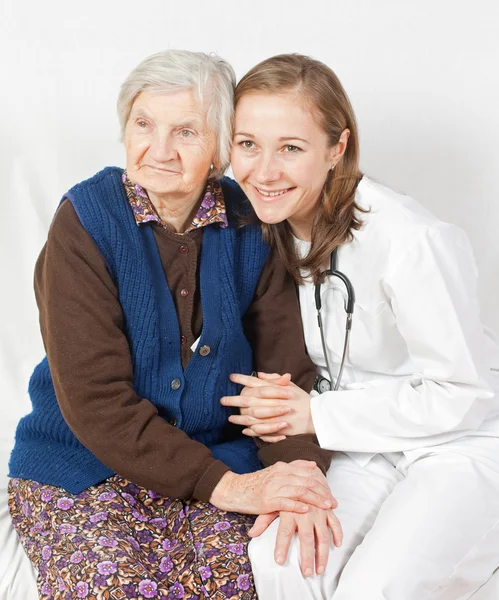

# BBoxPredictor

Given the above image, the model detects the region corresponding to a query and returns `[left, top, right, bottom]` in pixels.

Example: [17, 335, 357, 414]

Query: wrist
[209, 471, 238, 511]
[307, 394, 315, 434]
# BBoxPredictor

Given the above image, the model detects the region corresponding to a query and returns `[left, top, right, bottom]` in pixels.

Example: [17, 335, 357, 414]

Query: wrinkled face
[231, 91, 335, 238]
[125, 89, 217, 200]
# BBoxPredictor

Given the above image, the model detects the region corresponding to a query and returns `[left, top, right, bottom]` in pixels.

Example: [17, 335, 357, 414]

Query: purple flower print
[87, 550, 100, 562]
[168, 582, 185, 599]
[38, 561, 48, 575]
[41, 489, 53, 502]
[126, 535, 140, 550]
[57, 576, 67, 592]
[39, 510, 49, 521]
[75, 581, 89, 598]
[98, 535, 118, 547]
[132, 509, 148, 522]
[135, 184, 148, 199]
[220, 581, 237, 596]
[201, 192, 215, 209]
[198, 565, 212, 580]
[147, 551, 158, 564]
[227, 543, 244, 556]
[57, 497, 74, 510]
[56, 557, 68, 569]
[137, 529, 153, 544]
[41, 545, 52, 560]
[72, 535, 85, 545]
[195, 208, 208, 221]
[110, 502, 123, 511]
[214, 520, 230, 531]
[162, 538, 178, 551]
[30, 523, 43, 534]
[59, 523, 77, 534]
[147, 489, 162, 500]
[237, 574, 251, 591]
[122, 583, 136, 598]
[97, 561, 117, 576]
[124, 483, 141, 495]
[93, 573, 108, 588]
[22, 501, 32, 517]
[89, 511, 108, 523]
[70, 551, 84, 564]
[41, 581, 52, 595]
[159, 556, 173, 573]
[98, 491, 117, 501]
[138, 579, 158, 598]
[149, 517, 167, 529]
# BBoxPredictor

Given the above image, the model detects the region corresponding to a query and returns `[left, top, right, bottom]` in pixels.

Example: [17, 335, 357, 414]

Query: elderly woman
[7, 51, 337, 600]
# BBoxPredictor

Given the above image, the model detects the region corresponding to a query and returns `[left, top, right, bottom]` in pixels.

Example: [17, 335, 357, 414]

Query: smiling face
[231, 91, 337, 240]
[124, 89, 216, 204]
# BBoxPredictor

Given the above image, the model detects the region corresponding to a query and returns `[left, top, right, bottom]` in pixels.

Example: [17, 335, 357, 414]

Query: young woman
[222, 54, 499, 599]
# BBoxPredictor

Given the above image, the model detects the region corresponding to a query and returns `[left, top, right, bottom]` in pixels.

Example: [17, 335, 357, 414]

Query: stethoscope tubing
[314, 247, 355, 391]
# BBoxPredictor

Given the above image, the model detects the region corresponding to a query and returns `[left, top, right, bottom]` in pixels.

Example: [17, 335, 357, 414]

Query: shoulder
[355, 176, 468, 251]
[219, 176, 253, 220]
[346, 177, 474, 281]
[66, 166, 124, 197]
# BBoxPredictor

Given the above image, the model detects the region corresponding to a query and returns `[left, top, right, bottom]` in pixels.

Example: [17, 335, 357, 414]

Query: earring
[210, 163, 214, 171]
[330, 163, 336, 170]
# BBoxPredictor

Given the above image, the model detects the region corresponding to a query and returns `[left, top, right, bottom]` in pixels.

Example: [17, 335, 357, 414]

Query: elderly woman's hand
[209, 460, 337, 515]
[221, 372, 315, 441]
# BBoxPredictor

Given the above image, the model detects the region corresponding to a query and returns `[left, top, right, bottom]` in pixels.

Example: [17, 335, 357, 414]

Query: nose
[149, 131, 178, 163]
[254, 152, 281, 184]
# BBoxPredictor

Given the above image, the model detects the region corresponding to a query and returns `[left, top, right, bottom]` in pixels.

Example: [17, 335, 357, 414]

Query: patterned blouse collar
[121, 171, 228, 232]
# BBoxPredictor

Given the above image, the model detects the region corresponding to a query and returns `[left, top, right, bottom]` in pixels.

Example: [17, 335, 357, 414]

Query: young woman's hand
[209, 460, 337, 515]
[221, 372, 315, 441]
[249, 506, 343, 576]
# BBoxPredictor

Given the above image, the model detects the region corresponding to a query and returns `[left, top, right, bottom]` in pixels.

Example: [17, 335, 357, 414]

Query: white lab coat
[299, 176, 499, 461]
[249, 177, 499, 600]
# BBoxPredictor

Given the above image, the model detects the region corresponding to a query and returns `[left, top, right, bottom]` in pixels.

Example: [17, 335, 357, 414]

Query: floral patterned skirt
[8, 476, 257, 599]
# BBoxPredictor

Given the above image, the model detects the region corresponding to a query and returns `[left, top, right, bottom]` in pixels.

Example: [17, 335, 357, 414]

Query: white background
[1, 0, 498, 464]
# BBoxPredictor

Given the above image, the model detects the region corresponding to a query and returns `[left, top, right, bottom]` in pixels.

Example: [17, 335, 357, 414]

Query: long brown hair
[235, 54, 365, 284]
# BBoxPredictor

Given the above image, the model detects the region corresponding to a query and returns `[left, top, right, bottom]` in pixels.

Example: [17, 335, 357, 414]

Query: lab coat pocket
[348, 299, 406, 373]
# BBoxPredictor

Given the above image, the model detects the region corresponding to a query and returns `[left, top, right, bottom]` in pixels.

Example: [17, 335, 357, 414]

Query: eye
[137, 119, 149, 128]
[283, 144, 301, 153]
[239, 140, 255, 150]
[180, 129, 194, 137]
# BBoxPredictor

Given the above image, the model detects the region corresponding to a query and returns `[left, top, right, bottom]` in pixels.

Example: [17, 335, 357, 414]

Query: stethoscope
[314, 247, 355, 392]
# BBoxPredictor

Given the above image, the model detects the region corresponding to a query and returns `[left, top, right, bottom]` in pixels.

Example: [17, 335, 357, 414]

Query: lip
[250, 183, 295, 202]
[145, 166, 180, 175]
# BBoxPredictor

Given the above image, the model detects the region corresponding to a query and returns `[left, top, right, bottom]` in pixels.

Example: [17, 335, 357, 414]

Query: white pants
[249, 440, 499, 600]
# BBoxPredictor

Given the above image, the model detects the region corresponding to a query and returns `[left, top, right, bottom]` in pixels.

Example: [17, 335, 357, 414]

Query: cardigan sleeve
[35, 200, 229, 502]
[243, 250, 334, 475]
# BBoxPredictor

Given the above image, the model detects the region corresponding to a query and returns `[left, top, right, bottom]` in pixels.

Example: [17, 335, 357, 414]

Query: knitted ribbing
[10, 168, 269, 493]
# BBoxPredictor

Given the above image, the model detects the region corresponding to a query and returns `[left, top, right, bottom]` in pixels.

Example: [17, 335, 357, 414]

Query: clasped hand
[221, 371, 315, 442]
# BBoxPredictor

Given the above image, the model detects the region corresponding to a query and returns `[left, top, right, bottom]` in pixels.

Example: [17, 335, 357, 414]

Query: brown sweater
[35, 200, 331, 502]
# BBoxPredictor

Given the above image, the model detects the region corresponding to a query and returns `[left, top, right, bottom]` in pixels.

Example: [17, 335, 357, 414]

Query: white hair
[117, 50, 236, 178]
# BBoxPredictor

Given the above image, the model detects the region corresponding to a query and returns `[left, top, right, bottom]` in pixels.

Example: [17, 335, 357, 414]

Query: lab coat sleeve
[311, 225, 495, 453]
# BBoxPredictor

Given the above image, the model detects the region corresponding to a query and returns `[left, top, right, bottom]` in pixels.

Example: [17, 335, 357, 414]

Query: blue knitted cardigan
[9, 167, 269, 494]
